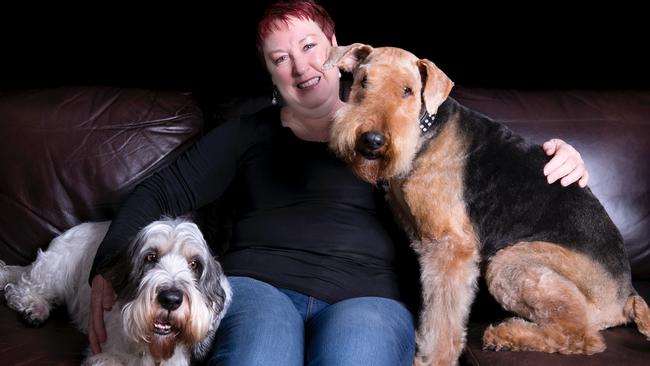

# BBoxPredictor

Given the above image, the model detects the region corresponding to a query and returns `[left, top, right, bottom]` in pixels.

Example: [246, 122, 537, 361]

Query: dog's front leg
[413, 236, 480, 366]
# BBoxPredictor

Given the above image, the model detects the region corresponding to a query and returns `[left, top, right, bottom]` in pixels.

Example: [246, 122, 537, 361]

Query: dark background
[2, 1, 648, 107]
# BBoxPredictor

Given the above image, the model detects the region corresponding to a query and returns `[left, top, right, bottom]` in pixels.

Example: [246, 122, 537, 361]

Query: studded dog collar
[418, 106, 437, 134]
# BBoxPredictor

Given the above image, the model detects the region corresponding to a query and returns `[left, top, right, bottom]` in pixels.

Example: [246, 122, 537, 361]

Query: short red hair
[256, 0, 336, 56]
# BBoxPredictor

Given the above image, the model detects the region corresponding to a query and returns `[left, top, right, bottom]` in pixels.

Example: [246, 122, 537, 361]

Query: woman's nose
[292, 57, 308, 76]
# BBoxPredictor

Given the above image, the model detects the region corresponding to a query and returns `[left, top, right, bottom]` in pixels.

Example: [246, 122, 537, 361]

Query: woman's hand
[88, 274, 115, 354]
[542, 138, 589, 188]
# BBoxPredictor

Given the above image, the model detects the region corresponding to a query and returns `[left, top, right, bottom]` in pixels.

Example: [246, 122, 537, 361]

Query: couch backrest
[452, 87, 650, 280]
[2, 86, 647, 280]
[0, 87, 203, 265]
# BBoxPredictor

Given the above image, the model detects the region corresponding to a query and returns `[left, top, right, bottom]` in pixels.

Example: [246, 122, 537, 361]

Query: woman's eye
[303, 43, 316, 51]
[273, 55, 287, 65]
[403, 87, 413, 97]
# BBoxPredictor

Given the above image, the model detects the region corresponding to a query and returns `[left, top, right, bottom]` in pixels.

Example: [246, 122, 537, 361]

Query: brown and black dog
[325, 44, 650, 366]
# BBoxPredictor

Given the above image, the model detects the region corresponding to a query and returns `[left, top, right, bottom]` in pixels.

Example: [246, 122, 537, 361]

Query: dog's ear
[323, 43, 373, 73]
[417, 59, 454, 116]
[200, 256, 229, 312]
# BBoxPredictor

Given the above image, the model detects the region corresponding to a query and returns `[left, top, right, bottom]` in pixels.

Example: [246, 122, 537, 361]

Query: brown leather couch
[1, 85, 648, 365]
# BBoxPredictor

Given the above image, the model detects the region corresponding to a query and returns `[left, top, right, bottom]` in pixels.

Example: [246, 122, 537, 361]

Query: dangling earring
[271, 86, 280, 106]
[338, 71, 342, 79]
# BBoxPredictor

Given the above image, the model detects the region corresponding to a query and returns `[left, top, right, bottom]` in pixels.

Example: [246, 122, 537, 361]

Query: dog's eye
[189, 259, 203, 274]
[144, 253, 158, 263]
[360, 76, 368, 89]
[403, 87, 413, 97]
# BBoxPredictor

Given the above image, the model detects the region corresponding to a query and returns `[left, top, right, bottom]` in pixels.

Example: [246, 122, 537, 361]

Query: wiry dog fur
[325, 43, 650, 366]
[0, 218, 231, 366]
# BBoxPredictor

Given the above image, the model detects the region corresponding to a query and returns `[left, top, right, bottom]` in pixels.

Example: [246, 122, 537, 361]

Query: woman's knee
[307, 297, 416, 366]
[207, 277, 304, 366]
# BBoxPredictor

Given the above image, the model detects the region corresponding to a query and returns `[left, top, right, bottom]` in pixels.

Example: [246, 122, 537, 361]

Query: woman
[88, 1, 589, 365]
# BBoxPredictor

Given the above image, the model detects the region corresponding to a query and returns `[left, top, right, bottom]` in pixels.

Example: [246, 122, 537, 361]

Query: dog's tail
[624, 293, 650, 340]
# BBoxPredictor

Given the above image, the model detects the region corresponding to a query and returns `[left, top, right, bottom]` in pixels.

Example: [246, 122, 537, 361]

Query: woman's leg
[306, 297, 416, 366]
[206, 276, 304, 366]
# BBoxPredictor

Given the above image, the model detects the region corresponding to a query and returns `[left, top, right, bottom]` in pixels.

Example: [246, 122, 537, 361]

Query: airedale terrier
[324, 43, 650, 366]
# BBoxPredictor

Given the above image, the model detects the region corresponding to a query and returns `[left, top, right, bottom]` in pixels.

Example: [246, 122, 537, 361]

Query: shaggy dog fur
[0, 218, 231, 366]
[325, 43, 650, 366]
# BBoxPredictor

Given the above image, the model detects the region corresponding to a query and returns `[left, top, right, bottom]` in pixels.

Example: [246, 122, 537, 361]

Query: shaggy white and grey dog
[0, 218, 231, 366]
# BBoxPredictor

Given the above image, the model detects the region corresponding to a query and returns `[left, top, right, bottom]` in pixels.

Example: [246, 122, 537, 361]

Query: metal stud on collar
[419, 112, 436, 133]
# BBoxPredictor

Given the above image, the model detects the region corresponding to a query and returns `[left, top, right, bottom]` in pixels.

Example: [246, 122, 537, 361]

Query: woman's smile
[297, 76, 321, 90]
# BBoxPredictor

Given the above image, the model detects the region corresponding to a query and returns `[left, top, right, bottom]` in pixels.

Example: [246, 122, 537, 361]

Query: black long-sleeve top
[91, 106, 406, 304]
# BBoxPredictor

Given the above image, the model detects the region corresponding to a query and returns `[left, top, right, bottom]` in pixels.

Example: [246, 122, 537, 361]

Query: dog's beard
[352, 157, 381, 185]
[122, 298, 187, 361]
[148, 305, 189, 361]
[330, 137, 382, 185]
[121, 280, 216, 362]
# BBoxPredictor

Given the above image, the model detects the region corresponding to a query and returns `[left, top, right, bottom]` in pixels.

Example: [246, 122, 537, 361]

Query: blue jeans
[206, 276, 415, 366]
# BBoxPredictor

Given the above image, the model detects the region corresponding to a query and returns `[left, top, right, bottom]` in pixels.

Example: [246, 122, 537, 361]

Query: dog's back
[441, 99, 631, 280]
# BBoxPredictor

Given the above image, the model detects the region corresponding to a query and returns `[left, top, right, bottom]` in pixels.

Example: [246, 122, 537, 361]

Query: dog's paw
[4, 283, 51, 327]
[572, 331, 606, 355]
[21, 309, 48, 327]
[482, 341, 511, 352]
[413, 353, 458, 366]
[413, 354, 428, 366]
[82, 352, 126, 366]
[482, 325, 515, 352]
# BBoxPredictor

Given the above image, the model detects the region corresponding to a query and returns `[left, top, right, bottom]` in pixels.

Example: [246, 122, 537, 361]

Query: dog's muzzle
[356, 130, 386, 160]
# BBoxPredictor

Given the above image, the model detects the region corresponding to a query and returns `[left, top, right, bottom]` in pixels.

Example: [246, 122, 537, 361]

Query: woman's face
[262, 17, 340, 110]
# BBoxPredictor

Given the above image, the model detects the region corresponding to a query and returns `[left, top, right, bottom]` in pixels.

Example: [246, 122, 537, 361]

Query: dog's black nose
[359, 131, 386, 151]
[158, 288, 183, 311]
